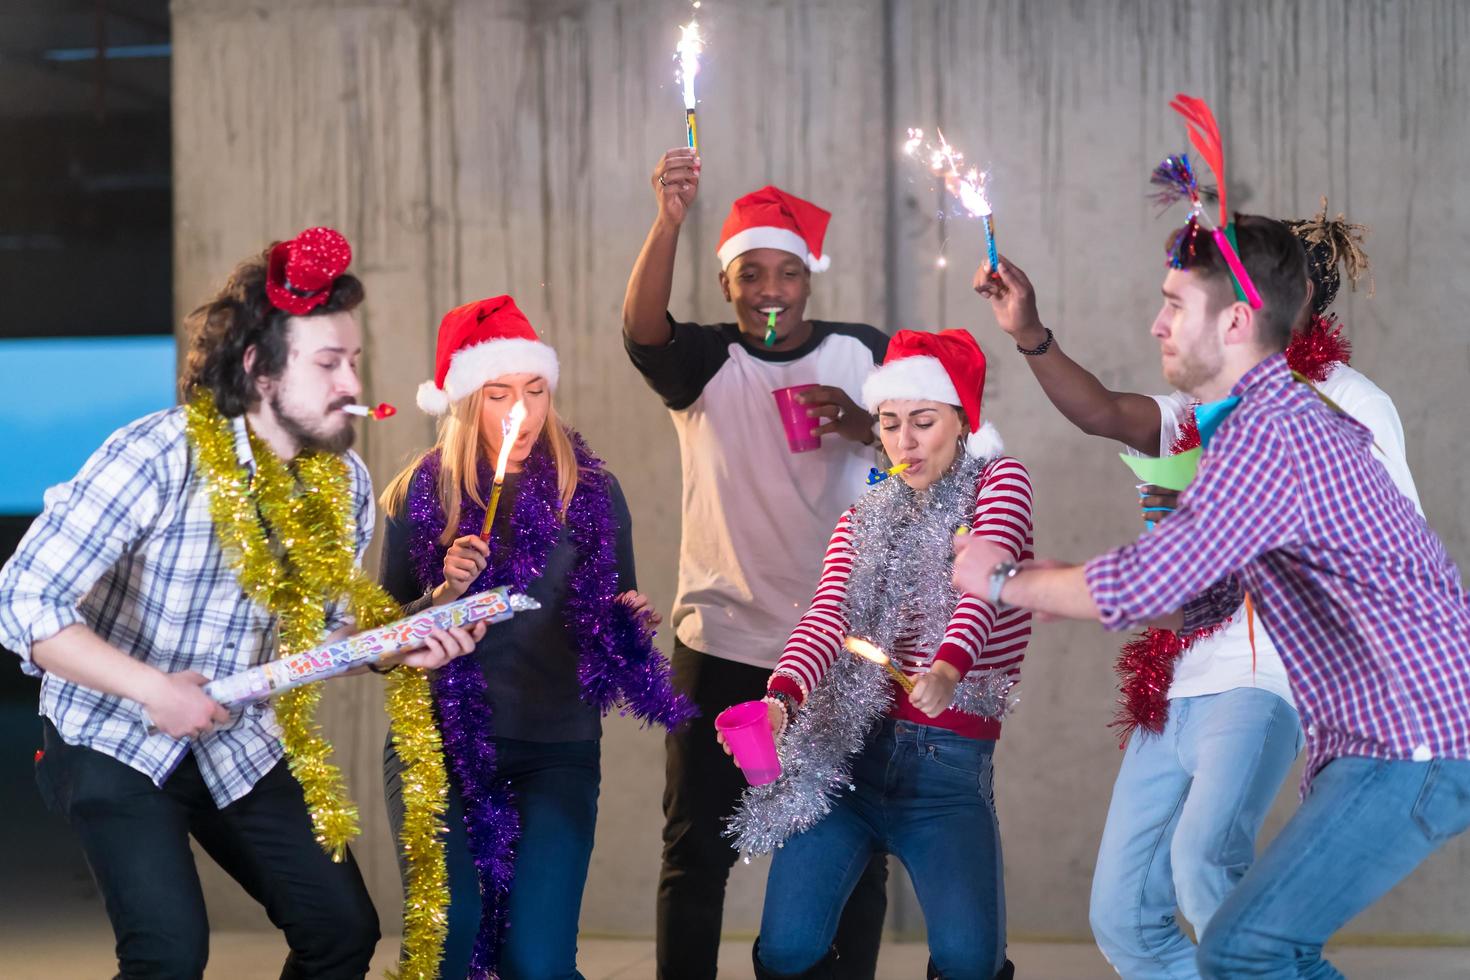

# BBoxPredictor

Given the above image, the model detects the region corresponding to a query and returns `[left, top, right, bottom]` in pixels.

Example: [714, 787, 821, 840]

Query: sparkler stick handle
[686, 108, 698, 151]
[480, 480, 505, 539]
[982, 214, 999, 274]
[885, 660, 916, 694]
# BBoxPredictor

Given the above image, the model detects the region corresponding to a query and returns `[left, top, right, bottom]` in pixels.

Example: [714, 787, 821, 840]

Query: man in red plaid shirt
[956, 215, 1470, 979]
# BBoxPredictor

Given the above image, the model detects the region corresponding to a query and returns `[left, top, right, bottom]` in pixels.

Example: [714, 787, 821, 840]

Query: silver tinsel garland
[727, 452, 1018, 858]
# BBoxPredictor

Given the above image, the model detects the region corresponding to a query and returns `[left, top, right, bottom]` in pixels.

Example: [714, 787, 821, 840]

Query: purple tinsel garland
[406, 429, 694, 977]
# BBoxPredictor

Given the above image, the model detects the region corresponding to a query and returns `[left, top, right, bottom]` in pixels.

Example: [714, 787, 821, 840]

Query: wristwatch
[987, 561, 1020, 610]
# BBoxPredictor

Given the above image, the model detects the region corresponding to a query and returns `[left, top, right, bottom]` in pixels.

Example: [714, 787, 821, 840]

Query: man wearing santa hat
[623, 147, 889, 979]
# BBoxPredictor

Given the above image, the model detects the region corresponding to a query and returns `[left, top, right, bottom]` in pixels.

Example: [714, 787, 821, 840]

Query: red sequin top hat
[265, 227, 353, 315]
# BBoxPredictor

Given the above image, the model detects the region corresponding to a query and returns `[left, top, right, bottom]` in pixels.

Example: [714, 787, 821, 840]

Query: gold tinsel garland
[384, 669, 451, 979]
[185, 392, 449, 978]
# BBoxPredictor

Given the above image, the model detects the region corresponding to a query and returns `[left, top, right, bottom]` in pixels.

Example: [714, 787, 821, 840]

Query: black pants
[657, 642, 888, 979]
[36, 719, 379, 980]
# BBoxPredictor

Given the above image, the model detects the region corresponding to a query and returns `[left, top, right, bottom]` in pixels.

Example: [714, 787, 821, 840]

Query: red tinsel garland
[1286, 313, 1351, 383]
[1109, 314, 1348, 747]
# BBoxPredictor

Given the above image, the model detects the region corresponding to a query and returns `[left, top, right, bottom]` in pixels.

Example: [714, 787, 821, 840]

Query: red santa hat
[860, 329, 1003, 459]
[415, 295, 559, 415]
[716, 185, 832, 272]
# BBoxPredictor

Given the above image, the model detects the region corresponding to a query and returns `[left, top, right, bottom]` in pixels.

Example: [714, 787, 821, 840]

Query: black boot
[926, 957, 1016, 980]
[753, 939, 841, 979]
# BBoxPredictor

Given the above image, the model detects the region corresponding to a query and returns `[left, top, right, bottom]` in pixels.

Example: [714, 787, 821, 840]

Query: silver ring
[658, 174, 668, 186]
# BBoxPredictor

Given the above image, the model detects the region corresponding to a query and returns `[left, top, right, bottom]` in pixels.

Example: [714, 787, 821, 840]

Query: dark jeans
[34, 719, 379, 980]
[757, 720, 1005, 980]
[657, 641, 888, 979]
[384, 735, 600, 980]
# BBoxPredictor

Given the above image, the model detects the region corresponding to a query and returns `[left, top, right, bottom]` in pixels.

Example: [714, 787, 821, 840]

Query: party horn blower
[676, 20, 703, 151]
[865, 462, 910, 486]
[481, 399, 527, 538]
[844, 636, 915, 694]
[342, 402, 397, 420]
[764, 308, 778, 346]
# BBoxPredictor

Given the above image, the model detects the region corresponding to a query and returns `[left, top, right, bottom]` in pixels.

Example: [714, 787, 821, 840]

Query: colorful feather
[1169, 94, 1228, 224]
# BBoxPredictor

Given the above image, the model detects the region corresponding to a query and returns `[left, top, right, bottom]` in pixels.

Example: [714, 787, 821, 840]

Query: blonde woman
[379, 295, 693, 979]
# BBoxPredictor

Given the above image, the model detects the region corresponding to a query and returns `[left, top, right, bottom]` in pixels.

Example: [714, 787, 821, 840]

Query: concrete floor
[4, 928, 1469, 979]
[3, 696, 1467, 978]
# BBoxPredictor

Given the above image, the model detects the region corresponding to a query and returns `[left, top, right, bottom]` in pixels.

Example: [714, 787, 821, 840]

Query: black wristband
[1016, 327, 1055, 356]
[367, 662, 400, 675]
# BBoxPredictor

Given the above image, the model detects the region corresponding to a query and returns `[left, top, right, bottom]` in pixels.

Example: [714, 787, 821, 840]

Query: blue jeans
[1089, 689, 1303, 979]
[385, 736, 600, 980]
[1198, 755, 1470, 978]
[757, 719, 1005, 979]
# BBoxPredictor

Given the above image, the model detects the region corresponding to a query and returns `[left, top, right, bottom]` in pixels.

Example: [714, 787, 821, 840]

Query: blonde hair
[381, 387, 582, 545]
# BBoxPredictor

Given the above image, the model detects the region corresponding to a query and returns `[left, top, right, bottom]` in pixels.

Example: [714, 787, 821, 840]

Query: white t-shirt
[627, 317, 887, 668]
[1146, 363, 1423, 704]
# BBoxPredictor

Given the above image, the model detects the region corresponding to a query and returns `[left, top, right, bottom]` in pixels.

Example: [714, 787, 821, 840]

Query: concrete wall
[172, 0, 1470, 942]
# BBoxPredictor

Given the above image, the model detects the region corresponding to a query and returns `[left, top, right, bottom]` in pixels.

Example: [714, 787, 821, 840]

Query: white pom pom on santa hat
[415, 295, 560, 416]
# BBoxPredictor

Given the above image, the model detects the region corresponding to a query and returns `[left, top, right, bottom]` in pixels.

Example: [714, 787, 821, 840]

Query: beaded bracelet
[1016, 327, 1055, 356]
[763, 691, 798, 738]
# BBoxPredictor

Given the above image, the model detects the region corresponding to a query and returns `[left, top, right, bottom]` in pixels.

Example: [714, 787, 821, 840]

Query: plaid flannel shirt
[0, 407, 372, 807]
[1086, 354, 1470, 794]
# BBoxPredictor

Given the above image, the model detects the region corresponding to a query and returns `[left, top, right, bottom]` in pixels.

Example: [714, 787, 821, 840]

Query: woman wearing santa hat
[725, 329, 1030, 980]
[378, 295, 694, 979]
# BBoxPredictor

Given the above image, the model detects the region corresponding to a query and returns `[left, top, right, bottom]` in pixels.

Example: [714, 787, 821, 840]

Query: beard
[269, 390, 356, 455]
[1162, 343, 1224, 396]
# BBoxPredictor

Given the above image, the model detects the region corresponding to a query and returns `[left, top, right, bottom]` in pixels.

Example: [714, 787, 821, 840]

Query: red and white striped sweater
[768, 456, 1034, 740]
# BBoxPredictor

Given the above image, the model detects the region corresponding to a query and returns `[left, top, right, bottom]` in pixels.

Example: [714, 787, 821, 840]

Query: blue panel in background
[0, 336, 176, 515]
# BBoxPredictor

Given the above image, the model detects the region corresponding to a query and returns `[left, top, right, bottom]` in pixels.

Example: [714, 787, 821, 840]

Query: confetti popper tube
[686, 108, 698, 151]
[142, 588, 542, 732]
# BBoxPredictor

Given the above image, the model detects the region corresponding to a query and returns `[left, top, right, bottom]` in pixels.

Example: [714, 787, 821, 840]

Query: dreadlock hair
[1285, 197, 1372, 315]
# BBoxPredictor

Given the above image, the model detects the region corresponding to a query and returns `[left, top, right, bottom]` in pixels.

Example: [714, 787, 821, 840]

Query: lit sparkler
[676, 19, 704, 151]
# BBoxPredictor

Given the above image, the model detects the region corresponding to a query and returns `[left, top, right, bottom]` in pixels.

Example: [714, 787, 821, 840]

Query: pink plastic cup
[772, 384, 822, 453]
[715, 700, 782, 785]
